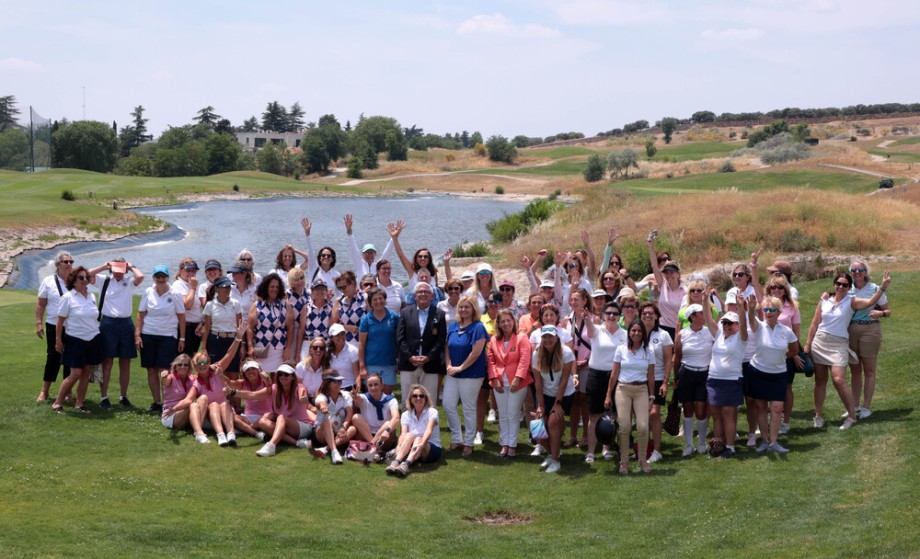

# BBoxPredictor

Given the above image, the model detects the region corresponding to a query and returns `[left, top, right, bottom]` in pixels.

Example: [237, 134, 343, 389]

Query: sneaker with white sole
[473, 431, 483, 445]
[682, 444, 695, 457]
[648, 450, 663, 463]
[217, 433, 229, 447]
[194, 433, 210, 444]
[602, 448, 615, 461]
[813, 416, 825, 428]
[755, 441, 770, 453]
[584, 452, 595, 464]
[778, 423, 790, 435]
[545, 459, 561, 474]
[858, 408, 872, 420]
[226, 432, 237, 446]
[295, 438, 312, 449]
[842, 407, 865, 418]
[385, 460, 400, 474]
[395, 461, 411, 477]
[256, 442, 276, 457]
[767, 442, 790, 453]
[840, 417, 857, 430]
[486, 409, 497, 423]
[312, 446, 329, 459]
[697, 442, 708, 456]
[256, 431, 267, 441]
[331, 449, 344, 465]
[540, 456, 552, 469]
[531, 443, 545, 457]
[746, 433, 758, 447]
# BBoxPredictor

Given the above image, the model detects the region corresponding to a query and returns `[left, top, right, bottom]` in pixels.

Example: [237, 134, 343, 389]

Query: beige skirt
[811, 330, 856, 368]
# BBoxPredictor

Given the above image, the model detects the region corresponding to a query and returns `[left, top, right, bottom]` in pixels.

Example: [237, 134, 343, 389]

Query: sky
[2, 0, 919, 139]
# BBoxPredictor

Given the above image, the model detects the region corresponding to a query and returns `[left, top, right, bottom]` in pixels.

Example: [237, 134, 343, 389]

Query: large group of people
[35, 217, 893, 476]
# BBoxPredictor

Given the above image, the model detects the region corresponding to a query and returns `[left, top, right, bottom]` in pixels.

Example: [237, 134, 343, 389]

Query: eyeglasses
[59, 259, 74, 264]
[689, 288, 703, 294]
[175, 363, 191, 367]
[410, 394, 426, 400]
[732, 272, 748, 278]
[361, 283, 375, 288]
[194, 360, 209, 365]
[850, 268, 866, 273]
[447, 286, 462, 292]
[834, 281, 851, 288]
[310, 346, 325, 351]
[622, 304, 636, 309]
[604, 311, 620, 317]
[500, 286, 514, 292]
[603, 276, 616, 282]
[763, 307, 779, 313]
[319, 253, 333, 259]
[641, 311, 656, 317]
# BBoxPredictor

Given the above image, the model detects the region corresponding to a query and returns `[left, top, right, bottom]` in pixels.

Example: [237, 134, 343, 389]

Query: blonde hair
[533, 335, 563, 376]
[457, 295, 481, 323]
[765, 275, 798, 309]
[405, 384, 434, 411]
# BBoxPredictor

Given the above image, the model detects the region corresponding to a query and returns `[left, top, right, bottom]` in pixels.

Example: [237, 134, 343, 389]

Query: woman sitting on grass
[247, 363, 314, 457]
[162, 327, 244, 445]
[218, 359, 273, 441]
[351, 372, 400, 453]
[386, 384, 441, 477]
[311, 371, 355, 465]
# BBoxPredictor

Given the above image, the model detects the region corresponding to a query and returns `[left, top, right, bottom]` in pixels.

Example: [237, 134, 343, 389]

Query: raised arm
[750, 248, 765, 304]
[601, 227, 617, 275]
[702, 291, 717, 337]
[443, 248, 454, 282]
[581, 229, 598, 281]
[386, 219, 415, 276]
[852, 271, 891, 310]
[301, 217, 318, 280]
[647, 231, 664, 290]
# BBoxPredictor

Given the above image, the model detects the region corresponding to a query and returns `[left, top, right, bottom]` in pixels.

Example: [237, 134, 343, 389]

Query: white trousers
[442, 376, 481, 446]
[400, 367, 439, 405]
[493, 386, 527, 448]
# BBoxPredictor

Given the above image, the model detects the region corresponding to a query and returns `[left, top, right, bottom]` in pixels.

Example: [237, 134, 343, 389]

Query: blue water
[13, 195, 524, 290]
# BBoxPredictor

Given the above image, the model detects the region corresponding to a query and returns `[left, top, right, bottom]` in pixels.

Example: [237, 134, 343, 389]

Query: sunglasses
[75, 275, 89, 281]
[194, 360, 209, 365]
[329, 378, 342, 384]
[488, 300, 501, 305]
[319, 253, 333, 259]
[603, 276, 616, 281]
[834, 281, 851, 288]
[763, 307, 779, 313]
[850, 268, 867, 273]
[771, 270, 786, 276]
[567, 264, 577, 269]
[59, 259, 74, 264]
[277, 372, 294, 378]
[768, 285, 785, 290]
[689, 288, 703, 294]
[311, 346, 325, 351]
[410, 394, 426, 399]
[361, 283, 375, 288]
[447, 286, 462, 292]
[609, 261, 621, 267]
[378, 267, 391, 272]
[641, 311, 656, 317]
[154, 274, 168, 279]
[175, 363, 191, 367]
[604, 311, 620, 317]
[239, 257, 253, 261]
[478, 271, 491, 276]
[417, 254, 431, 260]
[733, 272, 748, 278]
[500, 286, 514, 292]
[335, 284, 347, 289]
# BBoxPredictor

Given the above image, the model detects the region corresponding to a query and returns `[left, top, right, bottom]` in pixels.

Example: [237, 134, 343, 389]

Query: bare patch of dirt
[464, 510, 533, 526]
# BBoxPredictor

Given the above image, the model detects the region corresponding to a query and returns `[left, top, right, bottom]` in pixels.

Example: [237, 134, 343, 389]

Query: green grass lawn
[653, 141, 741, 161]
[889, 136, 920, 147]
[868, 149, 920, 164]
[2, 273, 918, 557]
[0, 169, 364, 229]
[616, 169, 881, 196]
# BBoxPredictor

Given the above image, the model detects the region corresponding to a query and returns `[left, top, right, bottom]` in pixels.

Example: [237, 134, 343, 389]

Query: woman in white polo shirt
[353, 372, 400, 453]
[326, 323, 360, 390]
[605, 319, 655, 475]
[531, 325, 577, 474]
[705, 301, 750, 459]
[386, 384, 441, 477]
[583, 301, 627, 463]
[36, 251, 74, 403]
[171, 258, 202, 355]
[50, 267, 102, 414]
[673, 300, 716, 457]
[136, 265, 186, 414]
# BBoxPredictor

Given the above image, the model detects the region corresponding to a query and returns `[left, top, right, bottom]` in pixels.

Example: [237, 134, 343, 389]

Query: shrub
[718, 160, 736, 173]
[645, 139, 657, 159]
[729, 131, 737, 139]
[486, 198, 564, 244]
[61, 189, 76, 201]
[451, 242, 491, 258]
[495, 185, 505, 195]
[232, 184, 239, 192]
[346, 156, 363, 179]
[485, 135, 518, 163]
[473, 143, 487, 157]
[548, 189, 561, 201]
[582, 154, 606, 182]
[617, 236, 677, 280]
[778, 228, 820, 252]
[445, 153, 456, 162]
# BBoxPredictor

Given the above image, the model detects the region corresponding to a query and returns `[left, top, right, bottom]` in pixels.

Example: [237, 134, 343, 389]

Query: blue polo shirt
[359, 309, 399, 366]
[447, 320, 488, 379]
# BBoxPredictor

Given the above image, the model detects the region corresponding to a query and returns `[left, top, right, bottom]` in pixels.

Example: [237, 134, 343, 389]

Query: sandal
[640, 461, 651, 474]
[51, 404, 65, 414]
[36, 393, 48, 403]
[619, 462, 629, 476]
[75, 406, 91, 414]
[563, 438, 579, 448]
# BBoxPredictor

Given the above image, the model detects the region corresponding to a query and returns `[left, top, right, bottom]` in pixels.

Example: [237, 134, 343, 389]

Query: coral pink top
[162, 373, 193, 413]
[271, 384, 310, 423]
[193, 373, 226, 405]
[487, 332, 533, 387]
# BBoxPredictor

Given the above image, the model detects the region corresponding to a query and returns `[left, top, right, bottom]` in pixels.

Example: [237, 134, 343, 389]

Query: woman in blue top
[444, 295, 488, 457]
[358, 288, 400, 395]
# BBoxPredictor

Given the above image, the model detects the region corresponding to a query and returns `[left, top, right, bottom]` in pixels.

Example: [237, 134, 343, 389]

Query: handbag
[795, 351, 815, 377]
[663, 392, 681, 436]
[529, 418, 548, 441]
[344, 440, 376, 462]
[252, 345, 269, 358]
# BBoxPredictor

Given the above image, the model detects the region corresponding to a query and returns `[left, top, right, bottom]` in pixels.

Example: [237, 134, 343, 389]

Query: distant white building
[234, 130, 304, 153]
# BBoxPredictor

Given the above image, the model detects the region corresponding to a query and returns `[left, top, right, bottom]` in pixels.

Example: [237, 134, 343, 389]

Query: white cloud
[0, 57, 40, 71]
[457, 13, 561, 38]
[552, 0, 672, 25]
[701, 27, 765, 41]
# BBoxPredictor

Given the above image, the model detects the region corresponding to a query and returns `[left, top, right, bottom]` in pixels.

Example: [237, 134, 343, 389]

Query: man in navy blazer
[397, 282, 446, 401]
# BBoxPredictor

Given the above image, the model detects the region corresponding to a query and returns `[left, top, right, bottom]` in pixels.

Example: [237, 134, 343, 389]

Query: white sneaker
[813, 416, 825, 428]
[256, 442, 276, 457]
[584, 452, 595, 464]
[545, 459, 561, 474]
[648, 450, 663, 463]
[540, 456, 552, 469]
[226, 432, 237, 446]
[842, 408, 864, 418]
[755, 441, 770, 453]
[331, 449, 344, 464]
[602, 447, 615, 461]
[295, 438, 312, 449]
[682, 444, 694, 457]
[840, 417, 857, 430]
[255, 431, 266, 441]
[194, 433, 210, 444]
[217, 432, 229, 447]
[746, 433, 758, 447]
[531, 443, 545, 456]
[486, 409, 497, 423]
[778, 423, 790, 435]
[697, 442, 707, 456]
[767, 442, 790, 453]
[473, 432, 483, 445]
[858, 408, 872, 420]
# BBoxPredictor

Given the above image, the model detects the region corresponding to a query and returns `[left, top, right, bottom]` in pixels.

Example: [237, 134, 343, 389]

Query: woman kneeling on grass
[312, 371, 355, 465]
[247, 363, 314, 457]
[386, 384, 441, 477]
[162, 329, 243, 445]
[532, 325, 577, 474]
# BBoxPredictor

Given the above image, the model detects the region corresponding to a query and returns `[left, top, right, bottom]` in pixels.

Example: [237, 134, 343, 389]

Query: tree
[204, 133, 241, 174]
[469, 131, 483, 147]
[747, 119, 790, 147]
[645, 139, 657, 158]
[194, 106, 222, 128]
[485, 135, 518, 164]
[301, 134, 331, 174]
[240, 116, 259, 132]
[460, 130, 470, 148]
[659, 117, 679, 144]
[350, 116, 407, 161]
[351, 137, 378, 170]
[261, 101, 288, 132]
[691, 110, 716, 123]
[607, 148, 638, 179]
[0, 128, 29, 170]
[257, 142, 283, 175]
[582, 154, 606, 182]
[792, 122, 811, 142]
[213, 118, 234, 135]
[131, 106, 152, 143]
[286, 102, 305, 132]
[52, 120, 118, 172]
[622, 120, 649, 134]
[0, 95, 21, 130]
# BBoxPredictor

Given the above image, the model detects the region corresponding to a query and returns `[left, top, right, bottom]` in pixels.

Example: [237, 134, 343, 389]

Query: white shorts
[242, 413, 263, 424]
[161, 414, 175, 429]
[297, 420, 312, 438]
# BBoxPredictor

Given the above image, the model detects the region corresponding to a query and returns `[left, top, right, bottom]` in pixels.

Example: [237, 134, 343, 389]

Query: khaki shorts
[848, 321, 882, 361]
